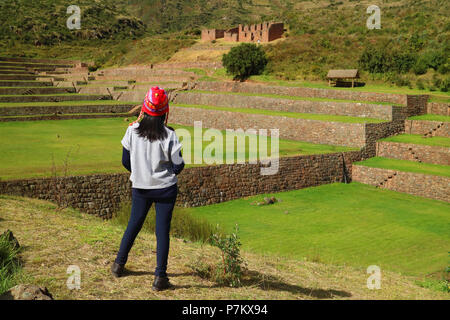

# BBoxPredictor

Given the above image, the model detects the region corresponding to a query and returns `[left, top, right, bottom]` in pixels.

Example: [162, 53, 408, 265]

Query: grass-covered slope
[0, 194, 448, 299]
[188, 182, 450, 277]
[0, 0, 145, 45]
[1, 0, 448, 90]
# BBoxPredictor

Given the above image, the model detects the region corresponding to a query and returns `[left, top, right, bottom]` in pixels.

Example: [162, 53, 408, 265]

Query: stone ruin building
[201, 22, 284, 43]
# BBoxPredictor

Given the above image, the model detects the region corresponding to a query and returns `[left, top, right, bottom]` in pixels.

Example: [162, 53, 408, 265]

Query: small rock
[0, 284, 53, 300]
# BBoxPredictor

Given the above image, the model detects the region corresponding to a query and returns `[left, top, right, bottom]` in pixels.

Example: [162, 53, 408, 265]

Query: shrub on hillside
[358, 46, 417, 74]
[222, 43, 268, 81]
[416, 79, 426, 90]
[412, 57, 428, 75]
[440, 77, 450, 92]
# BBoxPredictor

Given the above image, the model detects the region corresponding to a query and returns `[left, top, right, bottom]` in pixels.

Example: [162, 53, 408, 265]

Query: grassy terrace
[0, 117, 356, 180]
[188, 182, 450, 276]
[408, 114, 450, 122]
[191, 90, 399, 106]
[173, 104, 387, 124]
[354, 157, 450, 177]
[380, 134, 450, 148]
[0, 100, 139, 107]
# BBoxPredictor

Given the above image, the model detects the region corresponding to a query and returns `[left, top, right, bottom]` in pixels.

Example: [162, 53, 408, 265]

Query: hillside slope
[0, 195, 447, 300]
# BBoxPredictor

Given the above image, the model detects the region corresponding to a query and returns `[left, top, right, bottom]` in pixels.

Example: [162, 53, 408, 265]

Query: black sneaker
[152, 276, 172, 291]
[111, 262, 125, 278]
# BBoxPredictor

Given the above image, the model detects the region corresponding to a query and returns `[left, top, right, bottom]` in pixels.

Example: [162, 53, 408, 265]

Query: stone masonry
[0, 152, 362, 218]
[404, 120, 449, 138]
[377, 141, 450, 166]
[202, 22, 284, 43]
[352, 165, 449, 202]
[172, 91, 405, 121]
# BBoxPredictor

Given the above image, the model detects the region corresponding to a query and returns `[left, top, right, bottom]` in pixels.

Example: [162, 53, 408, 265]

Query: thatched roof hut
[326, 69, 360, 87]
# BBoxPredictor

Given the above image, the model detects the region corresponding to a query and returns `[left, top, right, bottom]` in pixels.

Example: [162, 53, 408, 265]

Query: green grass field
[380, 134, 450, 148]
[187, 182, 450, 276]
[408, 114, 450, 122]
[355, 157, 450, 177]
[173, 104, 386, 124]
[0, 117, 356, 180]
[191, 90, 397, 106]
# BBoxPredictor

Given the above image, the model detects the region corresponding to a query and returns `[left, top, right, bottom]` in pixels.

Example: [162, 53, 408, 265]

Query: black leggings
[115, 186, 177, 277]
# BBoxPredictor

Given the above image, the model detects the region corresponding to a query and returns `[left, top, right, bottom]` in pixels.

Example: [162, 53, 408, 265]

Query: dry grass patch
[0, 195, 447, 300]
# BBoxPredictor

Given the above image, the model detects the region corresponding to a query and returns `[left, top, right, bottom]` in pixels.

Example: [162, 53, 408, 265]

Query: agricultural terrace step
[171, 91, 404, 121]
[377, 136, 449, 166]
[0, 117, 360, 181]
[0, 113, 128, 122]
[171, 103, 386, 123]
[0, 57, 82, 65]
[112, 86, 189, 101]
[0, 94, 111, 103]
[0, 74, 54, 81]
[194, 81, 409, 105]
[405, 117, 449, 138]
[354, 157, 450, 177]
[0, 61, 74, 69]
[353, 159, 449, 202]
[0, 70, 35, 75]
[427, 101, 449, 116]
[0, 101, 138, 117]
[94, 68, 196, 77]
[0, 87, 76, 95]
[0, 80, 53, 87]
[0, 66, 27, 71]
[92, 75, 196, 82]
[168, 104, 388, 149]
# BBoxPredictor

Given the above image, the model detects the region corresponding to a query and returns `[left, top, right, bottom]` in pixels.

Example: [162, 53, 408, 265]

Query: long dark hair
[135, 113, 168, 142]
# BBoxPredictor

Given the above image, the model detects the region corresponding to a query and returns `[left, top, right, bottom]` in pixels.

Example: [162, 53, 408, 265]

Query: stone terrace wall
[172, 91, 404, 121]
[0, 104, 133, 117]
[170, 105, 404, 158]
[0, 152, 362, 218]
[377, 141, 450, 165]
[405, 120, 449, 138]
[170, 106, 367, 148]
[194, 81, 408, 105]
[363, 121, 406, 157]
[427, 102, 449, 116]
[353, 165, 449, 202]
[0, 113, 126, 122]
[406, 95, 429, 116]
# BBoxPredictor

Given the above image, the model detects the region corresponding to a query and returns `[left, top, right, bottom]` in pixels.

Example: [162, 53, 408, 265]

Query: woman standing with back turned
[111, 86, 185, 291]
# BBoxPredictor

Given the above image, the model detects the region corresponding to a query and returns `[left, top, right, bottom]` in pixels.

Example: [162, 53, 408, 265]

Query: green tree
[222, 43, 268, 81]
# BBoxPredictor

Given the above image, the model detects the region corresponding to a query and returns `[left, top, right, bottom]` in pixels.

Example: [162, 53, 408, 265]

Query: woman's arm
[172, 150, 184, 175]
[122, 147, 131, 172]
